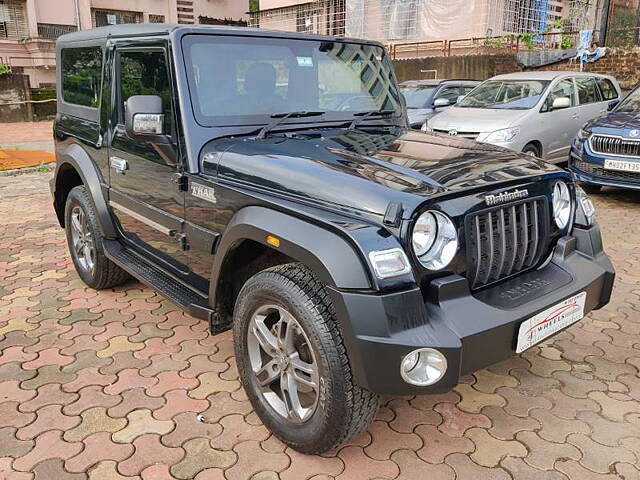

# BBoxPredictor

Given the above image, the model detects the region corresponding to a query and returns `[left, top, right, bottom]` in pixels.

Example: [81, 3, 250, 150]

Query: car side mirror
[607, 99, 620, 111]
[124, 95, 167, 141]
[551, 97, 571, 110]
[456, 95, 466, 104]
[434, 97, 451, 108]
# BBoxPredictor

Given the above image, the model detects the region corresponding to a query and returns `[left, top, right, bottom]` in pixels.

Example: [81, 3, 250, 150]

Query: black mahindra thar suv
[51, 24, 614, 453]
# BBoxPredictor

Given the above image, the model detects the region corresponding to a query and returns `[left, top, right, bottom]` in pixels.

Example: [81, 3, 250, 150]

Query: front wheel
[522, 142, 541, 157]
[233, 263, 380, 454]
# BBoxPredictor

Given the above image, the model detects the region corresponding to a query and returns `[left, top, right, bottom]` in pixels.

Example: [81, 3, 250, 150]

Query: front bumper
[569, 143, 640, 191]
[330, 225, 614, 395]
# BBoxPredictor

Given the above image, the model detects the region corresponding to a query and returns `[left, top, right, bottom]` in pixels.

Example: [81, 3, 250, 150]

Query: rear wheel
[522, 142, 541, 157]
[64, 186, 129, 289]
[233, 263, 380, 454]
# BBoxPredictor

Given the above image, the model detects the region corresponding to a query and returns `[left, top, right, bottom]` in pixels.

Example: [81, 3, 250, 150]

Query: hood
[586, 110, 640, 135]
[212, 128, 559, 219]
[407, 108, 435, 127]
[427, 106, 530, 133]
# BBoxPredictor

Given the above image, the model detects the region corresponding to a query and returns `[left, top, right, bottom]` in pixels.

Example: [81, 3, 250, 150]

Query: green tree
[250, 0, 259, 13]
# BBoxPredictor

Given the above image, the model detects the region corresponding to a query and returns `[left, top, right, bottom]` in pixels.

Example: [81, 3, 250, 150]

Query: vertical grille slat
[591, 135, 640, 158]
[466, 197, 547, 290]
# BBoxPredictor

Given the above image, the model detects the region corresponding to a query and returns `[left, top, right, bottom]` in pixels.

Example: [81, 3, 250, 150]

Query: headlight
[575, 185, 596, 226]
[552, 181, 572, 229]
[576, 128, 590, 141]
[481, 127, 521, 143]
[411, 211, 458, 270]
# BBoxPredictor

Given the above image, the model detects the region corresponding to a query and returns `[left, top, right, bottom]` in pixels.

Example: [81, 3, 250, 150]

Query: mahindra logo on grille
[485, 188, 529, 206]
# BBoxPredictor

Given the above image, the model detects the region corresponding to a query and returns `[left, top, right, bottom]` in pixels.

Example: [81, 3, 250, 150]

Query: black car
[570, 84, 640, 191]
[400, 79, 480, 129]
[51, 24, 614, 454]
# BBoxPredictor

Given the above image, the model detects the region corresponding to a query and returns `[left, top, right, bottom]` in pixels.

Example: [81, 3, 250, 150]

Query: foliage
[0, 64, 10, 76]
[250, 0, 259, 13]
[36, 161, 50, 173]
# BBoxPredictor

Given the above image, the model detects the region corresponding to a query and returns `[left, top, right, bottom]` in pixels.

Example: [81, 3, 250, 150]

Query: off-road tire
[64, 185, 129, 289]
[233, 263, 380, 454]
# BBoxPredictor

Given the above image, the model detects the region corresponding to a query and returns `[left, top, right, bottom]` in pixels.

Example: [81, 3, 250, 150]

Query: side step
[103, 240, 228, 332]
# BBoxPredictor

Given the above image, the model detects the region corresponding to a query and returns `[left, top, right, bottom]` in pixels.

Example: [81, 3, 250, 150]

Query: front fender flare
[209, 206, 374, 304]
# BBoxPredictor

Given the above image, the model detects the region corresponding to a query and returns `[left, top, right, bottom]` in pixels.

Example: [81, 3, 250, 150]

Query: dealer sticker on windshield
[515, 292, 586, 353]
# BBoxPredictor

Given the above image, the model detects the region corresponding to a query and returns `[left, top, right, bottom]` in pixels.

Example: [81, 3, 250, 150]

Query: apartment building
[250, 0, 596, 44]
[0, 0, 248, 86]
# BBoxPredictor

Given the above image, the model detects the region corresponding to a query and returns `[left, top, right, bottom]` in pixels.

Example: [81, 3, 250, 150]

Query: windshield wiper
[256, 111, 325, 139]
[349, 109, 396, 130]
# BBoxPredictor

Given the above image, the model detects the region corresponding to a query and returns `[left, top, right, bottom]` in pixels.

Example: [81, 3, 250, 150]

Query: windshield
[458, 80, 550, 110]
[182, 35, 402, 126]
[616, 87, 640, 113]
[400, 86, 437, 108]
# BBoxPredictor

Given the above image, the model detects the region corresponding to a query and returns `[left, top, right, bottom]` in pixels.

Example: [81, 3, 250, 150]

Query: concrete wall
[0, 74, 32, 123]
[392, 48, 640, 90]
[34, 0, 77, 25]
[393, 54, 519, 82]
[195, 0, 248, 20]
[260, 0, 310, 9]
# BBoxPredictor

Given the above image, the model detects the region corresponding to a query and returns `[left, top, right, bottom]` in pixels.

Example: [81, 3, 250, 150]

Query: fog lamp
[400, 348, 447, 386]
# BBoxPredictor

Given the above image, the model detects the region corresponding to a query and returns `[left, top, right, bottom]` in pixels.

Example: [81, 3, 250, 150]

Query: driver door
[540, 78, 579, 160]
[107, 44, 189, 275]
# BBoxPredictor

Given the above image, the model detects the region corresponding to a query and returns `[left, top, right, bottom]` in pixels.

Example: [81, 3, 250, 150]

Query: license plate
[604, 159, 640, 173]
[515, 292, 586, 353]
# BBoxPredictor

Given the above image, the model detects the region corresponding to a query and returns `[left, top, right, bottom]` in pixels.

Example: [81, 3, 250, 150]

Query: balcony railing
[37, 23, 77, 40]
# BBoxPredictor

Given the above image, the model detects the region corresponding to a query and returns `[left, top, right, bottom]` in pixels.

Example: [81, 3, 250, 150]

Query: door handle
[110, 156, 128, 174]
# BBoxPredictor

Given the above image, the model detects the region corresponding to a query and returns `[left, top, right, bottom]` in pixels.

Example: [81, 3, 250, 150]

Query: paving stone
[139, 354, 188, 378]
[445, 453, 511, 480]
[107, 388, 164, 418]
[62, 367, 117, 393]
[500, 457, 568, 480]
[20, 365, 76, 390]
[210, 414, 270, 450]
[0, 380, 36, 403]
[577, 410, 640, 446]
[32, 459, 88, 480]
[415, 425, 473, 463]
[588, 391, 638, 422]
[153, 389, 208, 420]
[99, 352, 151, 376]
[62, 350, 112, 374]
[64, 407, 127, 442]
[13, 430, 83, 472]
[515, 431, 581, 470]
[0, 362, 37, 382]
[453, 384, 505, 413]
[472, 369, 518, 393]
[541, 388, 600, 419]
[189, 372, 240, 399]
[553, 370, 608, 398]
[117, 434, 184, 477]
[170, 438, 236, 480]
[65, 431, 134, 473]
[465, 427, 526, 467]
[179, 355, 227, 379]
[16, 404, 80, 440]
[0, 402, 35, 429]
[567, 433, 637, 474]
[530, 408, 590, 443]
[140, 464, 173, 480]
[87, 460, 139, 480]
[482, 405, 539, 440]
[363, 420, 422, 461]
[555, 459, 622, 480]
[147, 371, 197, 397]
[63, 385, 122, 416]
[112, 409, 174, 443]
[0, 428, 34, 457]
[386, 398, 441, 433]
[103, 369, 157, 395]
[434, 402, 490, 437]
[19, 383, 78, 413]
[97, 336, 144, 358]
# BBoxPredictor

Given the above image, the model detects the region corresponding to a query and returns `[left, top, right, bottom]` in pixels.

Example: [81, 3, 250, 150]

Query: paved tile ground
[1, 168, 640, 480]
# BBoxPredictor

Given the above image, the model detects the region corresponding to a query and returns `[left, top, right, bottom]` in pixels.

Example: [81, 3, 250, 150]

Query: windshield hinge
[172, 173, 188, 192]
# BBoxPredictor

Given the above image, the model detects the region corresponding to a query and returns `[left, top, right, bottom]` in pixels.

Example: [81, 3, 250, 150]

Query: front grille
[590, 135, 640, 158]
[466, 198, 548, 290]
[574, 159, 640, 183]
[432, 129, 479, 140]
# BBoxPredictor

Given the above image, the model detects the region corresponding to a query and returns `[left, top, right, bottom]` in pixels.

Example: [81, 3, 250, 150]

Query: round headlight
[552, 181, 572, 229]
[412, 211, 458, 270]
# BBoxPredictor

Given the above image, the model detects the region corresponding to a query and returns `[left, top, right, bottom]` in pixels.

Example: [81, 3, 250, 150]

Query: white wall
[195, 0, 249, 20]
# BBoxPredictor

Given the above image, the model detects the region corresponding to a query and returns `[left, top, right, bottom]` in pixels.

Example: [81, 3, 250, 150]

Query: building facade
[0, 0, 249, 86]
[250, 0, 597, 44]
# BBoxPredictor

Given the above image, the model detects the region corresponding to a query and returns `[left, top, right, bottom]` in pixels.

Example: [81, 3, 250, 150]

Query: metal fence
[36, 23, 77, 40]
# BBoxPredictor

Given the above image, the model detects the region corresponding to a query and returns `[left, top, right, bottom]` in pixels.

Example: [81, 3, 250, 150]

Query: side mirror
[124, 95, 166, 141]
[551, 97, 571, 110]
[456, 95, 466, 104]
[607, 99, 620, 111]
[433, 97, 451, 108]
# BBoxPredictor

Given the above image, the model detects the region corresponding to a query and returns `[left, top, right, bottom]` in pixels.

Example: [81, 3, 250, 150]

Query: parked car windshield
[616, 87, 640, 113]
[457, 80, 550, 110]
[182, 35, 403, 127]
[400, 86, 437, 109]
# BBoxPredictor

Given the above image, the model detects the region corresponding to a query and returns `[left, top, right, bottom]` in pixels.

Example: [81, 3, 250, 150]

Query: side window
[62, 47, 102, 108]
[118, 50, 173, 133]
[596, 78, 618, 100]
[543, 79, 575, 112]
[576, 77, 602, 105]
[435, 87, 461, 103]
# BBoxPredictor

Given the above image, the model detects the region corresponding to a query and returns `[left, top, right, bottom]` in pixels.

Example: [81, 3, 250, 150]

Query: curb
[0, 165, 52, 177]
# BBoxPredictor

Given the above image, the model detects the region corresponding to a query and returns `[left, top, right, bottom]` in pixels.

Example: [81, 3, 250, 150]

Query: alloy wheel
[247, 304, 320, 423]
[70, 205, 96, 274]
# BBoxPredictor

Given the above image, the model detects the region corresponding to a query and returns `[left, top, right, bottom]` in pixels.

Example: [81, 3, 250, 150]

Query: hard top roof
[56, 23, 380, 46]
[491, 70, 614, 81]
[400, 79, 480, 87]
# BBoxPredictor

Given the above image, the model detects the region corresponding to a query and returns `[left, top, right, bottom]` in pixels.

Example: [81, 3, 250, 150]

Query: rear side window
[576, 77, 602, 105]
[596, 78, 618, 100]
[61, 47, 102, 108]
[435, 87, 461, 103]
[543, 79, 575, 111]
